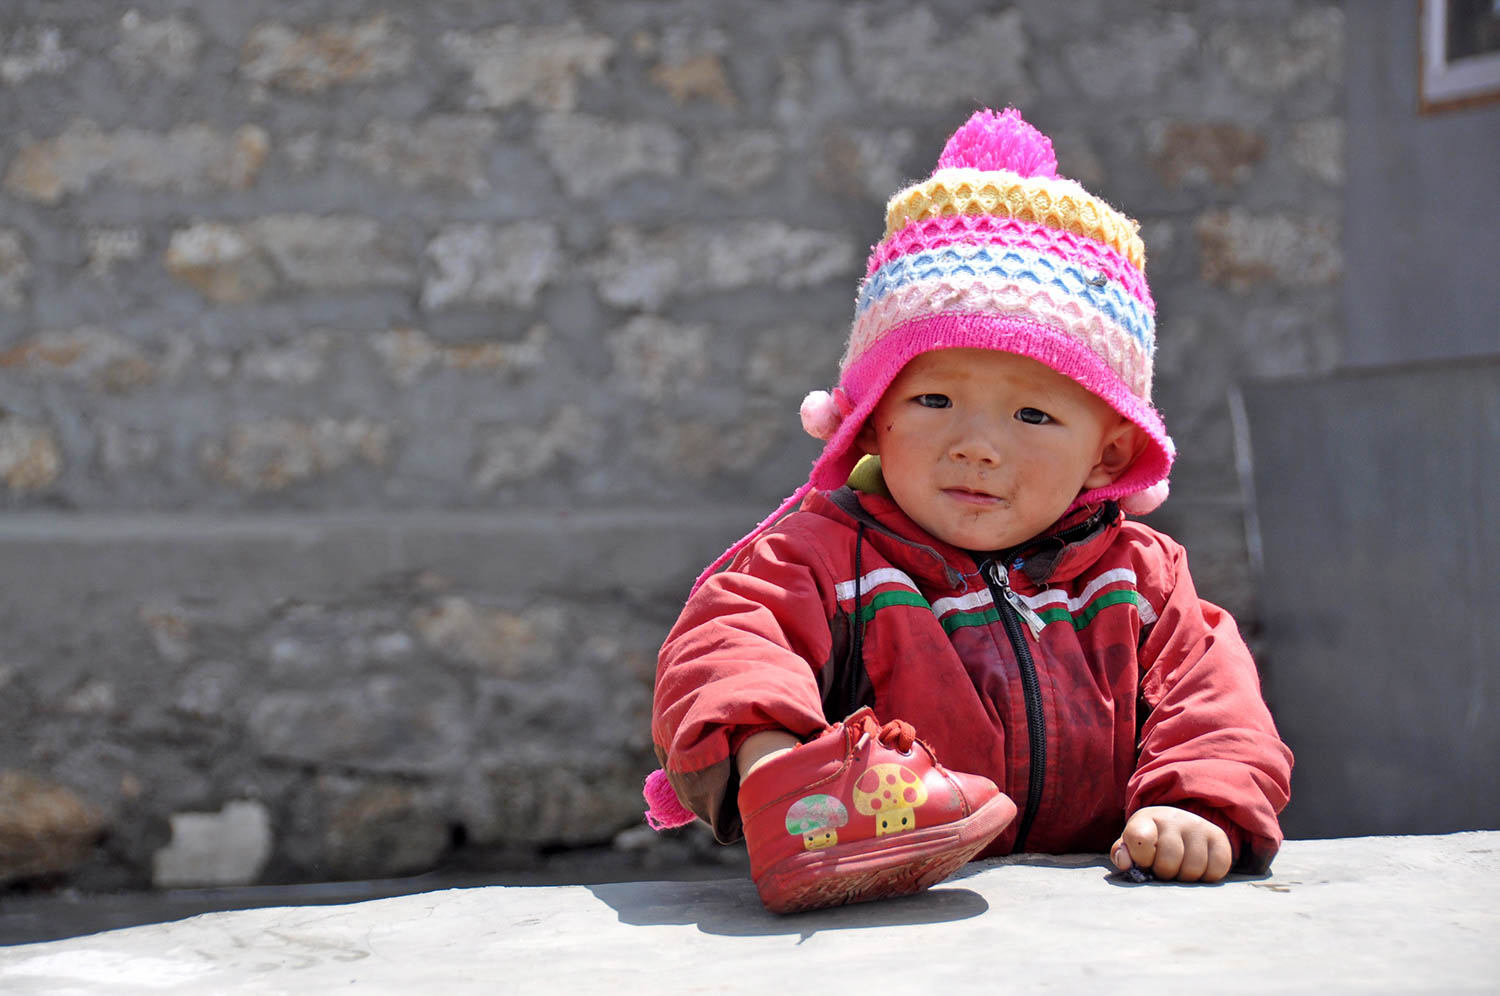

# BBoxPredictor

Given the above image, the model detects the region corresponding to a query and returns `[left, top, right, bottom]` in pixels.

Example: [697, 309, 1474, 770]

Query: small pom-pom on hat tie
[1119, 479, 1169, 516]
[643, 768, 696, 830]
[936, 107, 1057, 178]
[799, 388, 849, 441]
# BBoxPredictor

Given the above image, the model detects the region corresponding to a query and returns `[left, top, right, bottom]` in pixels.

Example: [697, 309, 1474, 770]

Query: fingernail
[1112, 845, 1128, 868]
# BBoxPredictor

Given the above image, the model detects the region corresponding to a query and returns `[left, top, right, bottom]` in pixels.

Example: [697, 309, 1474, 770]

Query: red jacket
[653, 487, 1293, 870]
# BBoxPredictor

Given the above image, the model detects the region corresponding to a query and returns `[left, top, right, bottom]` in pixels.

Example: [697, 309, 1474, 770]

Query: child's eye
[915, 394, 951, 409]
[1016, 407, 1053, 425]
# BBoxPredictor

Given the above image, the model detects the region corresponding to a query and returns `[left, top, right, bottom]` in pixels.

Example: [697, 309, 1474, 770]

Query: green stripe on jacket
[851, 587, 1148, 634]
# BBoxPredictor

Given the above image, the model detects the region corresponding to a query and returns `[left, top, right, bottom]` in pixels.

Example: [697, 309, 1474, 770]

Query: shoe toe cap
[945, 770, 1014, 817]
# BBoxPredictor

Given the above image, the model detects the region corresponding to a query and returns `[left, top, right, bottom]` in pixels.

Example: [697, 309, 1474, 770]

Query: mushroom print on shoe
[853, 764, 927, 836]
[737, 708, 1016, 914]
[786, 794, 849, 850]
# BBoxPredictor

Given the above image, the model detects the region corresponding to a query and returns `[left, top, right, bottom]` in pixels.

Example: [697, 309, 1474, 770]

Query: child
[644, 108, 1293, 914]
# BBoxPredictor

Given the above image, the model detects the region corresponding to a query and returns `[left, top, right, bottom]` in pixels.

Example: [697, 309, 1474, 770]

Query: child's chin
[929, 522, 1029, 552]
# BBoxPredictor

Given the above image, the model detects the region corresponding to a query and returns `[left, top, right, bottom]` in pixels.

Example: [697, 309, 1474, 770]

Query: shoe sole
[754, 794, 1014, 915]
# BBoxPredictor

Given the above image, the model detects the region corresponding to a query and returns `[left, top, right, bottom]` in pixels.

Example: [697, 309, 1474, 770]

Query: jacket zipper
[980, 558, 1047, 853]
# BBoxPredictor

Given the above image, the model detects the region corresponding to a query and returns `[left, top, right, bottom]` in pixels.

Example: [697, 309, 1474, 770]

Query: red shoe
[737, 707, 1016, 914]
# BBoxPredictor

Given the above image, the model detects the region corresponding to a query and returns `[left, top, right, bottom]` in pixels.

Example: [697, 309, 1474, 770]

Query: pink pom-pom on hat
[936, 106, 1058, 177]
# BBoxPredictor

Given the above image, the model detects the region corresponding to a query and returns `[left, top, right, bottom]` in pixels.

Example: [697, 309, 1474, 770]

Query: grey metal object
[1235, 358, 1500, 838]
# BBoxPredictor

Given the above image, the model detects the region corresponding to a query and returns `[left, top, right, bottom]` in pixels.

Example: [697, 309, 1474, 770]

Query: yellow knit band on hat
[884, 168, 1145, 269]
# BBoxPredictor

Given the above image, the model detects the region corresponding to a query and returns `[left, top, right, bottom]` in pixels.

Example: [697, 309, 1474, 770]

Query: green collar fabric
[847, 454, 890, 496]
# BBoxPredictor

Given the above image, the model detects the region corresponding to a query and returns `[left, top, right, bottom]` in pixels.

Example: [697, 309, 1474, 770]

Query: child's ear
[855, 419, 879, 455]
[1082, 420, 1145, 490]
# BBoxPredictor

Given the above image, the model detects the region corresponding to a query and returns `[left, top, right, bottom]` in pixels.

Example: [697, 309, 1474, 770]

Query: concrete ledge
[1, 832, 1495, 993]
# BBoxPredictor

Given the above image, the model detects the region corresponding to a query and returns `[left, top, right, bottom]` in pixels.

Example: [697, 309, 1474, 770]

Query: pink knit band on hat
[810, 312, 1171, 504]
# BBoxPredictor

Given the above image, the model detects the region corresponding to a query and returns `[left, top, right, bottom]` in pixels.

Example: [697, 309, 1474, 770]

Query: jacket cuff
[727, 723, 791, 758]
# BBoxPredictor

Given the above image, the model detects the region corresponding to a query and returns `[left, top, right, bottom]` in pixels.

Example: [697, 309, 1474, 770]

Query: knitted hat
[691, 108, 1173, 595]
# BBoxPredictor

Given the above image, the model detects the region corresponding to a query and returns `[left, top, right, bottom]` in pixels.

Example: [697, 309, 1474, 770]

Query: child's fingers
[1203, 834, 1234, 883]
[1174, 831, 1210, 882]
[1119, 810, 1161, 870]
[1116, 807, 1236, 883]
[1146, 827, 1185, 879]
[1174, 821, 1234, 882]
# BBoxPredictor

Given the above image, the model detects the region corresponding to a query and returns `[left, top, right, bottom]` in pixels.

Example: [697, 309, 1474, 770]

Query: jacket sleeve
[652, 522, 838, 842]
[1128, 534, 1294, 872]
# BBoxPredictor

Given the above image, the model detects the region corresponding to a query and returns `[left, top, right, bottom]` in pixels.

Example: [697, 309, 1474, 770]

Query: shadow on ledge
[587, 877, 989, 940]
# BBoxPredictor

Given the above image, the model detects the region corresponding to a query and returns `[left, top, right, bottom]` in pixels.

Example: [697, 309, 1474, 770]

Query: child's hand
[1110, 806, 1232, 883]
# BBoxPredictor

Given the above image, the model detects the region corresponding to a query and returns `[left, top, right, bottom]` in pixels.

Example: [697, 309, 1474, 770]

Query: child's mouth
[943, 487, 1003, 506]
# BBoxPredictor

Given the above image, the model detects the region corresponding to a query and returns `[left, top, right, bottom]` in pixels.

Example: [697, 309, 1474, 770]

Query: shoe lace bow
[853, 714, 917, 753]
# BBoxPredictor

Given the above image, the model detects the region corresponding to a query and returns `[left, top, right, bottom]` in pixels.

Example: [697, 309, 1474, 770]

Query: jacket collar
[1001, 501, 1122, 590]
[808, 487, 1121, 594]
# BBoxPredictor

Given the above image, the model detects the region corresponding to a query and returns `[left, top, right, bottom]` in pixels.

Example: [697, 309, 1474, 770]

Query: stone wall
[0, 0, 1344, 889]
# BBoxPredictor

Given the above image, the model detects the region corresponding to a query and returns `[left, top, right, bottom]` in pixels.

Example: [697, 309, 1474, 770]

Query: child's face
[856, 349, 1139, 552]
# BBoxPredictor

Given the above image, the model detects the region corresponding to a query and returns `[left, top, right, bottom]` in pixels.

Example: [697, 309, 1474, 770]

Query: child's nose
[947, 420, 1005, 465]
